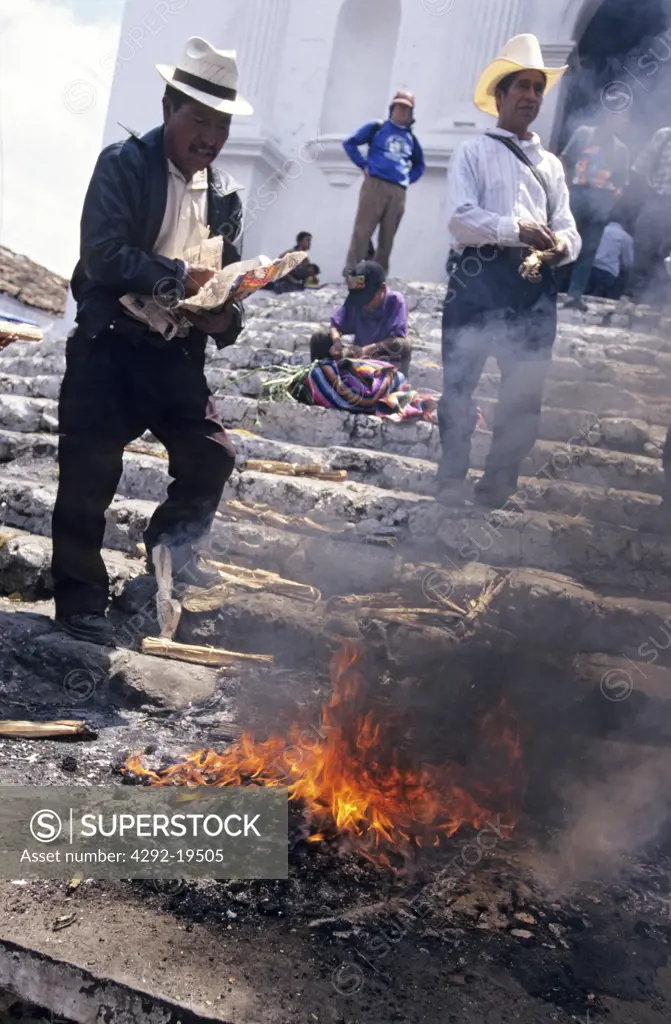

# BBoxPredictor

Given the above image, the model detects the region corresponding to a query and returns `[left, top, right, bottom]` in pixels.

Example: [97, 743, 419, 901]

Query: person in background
[588, 215, 634, 299]
[560, 112, 629, 312]
[51, 37, 251, 645]
[309, 261, 411, 376]
[274, 231, 320, 292]
[630, 126, 671, 304]
[342, 90, 425, 275]
[438, 34, 580, 509]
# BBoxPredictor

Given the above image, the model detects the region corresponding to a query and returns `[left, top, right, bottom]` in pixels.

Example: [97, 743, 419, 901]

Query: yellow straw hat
[474, 34, 568, 117]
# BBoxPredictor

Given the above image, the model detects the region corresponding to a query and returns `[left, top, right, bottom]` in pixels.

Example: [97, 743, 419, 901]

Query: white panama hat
[474, 33, 568, 118]
[157, 36, 253, 117]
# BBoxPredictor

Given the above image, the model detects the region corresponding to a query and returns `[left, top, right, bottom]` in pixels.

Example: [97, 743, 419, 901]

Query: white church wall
[104, 0, 594, 284]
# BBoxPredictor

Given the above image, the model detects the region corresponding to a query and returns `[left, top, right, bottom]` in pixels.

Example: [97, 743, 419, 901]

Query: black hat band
[172, 68, 238, 102]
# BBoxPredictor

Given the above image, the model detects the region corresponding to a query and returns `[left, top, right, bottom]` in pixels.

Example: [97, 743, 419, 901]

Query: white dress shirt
[593, 222, 634, 278]
[446, 129, 581, 265]
[153, 161, 210, 260]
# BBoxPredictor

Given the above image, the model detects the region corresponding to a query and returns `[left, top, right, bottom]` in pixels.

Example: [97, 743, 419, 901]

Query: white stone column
[424, 0, 527, 131]
[229, 0, 290, 134]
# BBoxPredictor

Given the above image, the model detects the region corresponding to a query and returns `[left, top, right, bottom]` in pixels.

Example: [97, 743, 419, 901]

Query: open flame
[125, 644, 525, 860]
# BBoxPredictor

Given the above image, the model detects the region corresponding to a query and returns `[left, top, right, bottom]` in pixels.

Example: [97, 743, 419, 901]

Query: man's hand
[185, 265, 216, 298]
[544, 239, 569, 266]
[0, 333, 19, 351]
[184, 301, 236, 336]
[518, 221, 556, 251]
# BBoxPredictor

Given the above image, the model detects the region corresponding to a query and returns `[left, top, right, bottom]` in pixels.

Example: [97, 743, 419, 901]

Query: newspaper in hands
[119, 246, 309, 340]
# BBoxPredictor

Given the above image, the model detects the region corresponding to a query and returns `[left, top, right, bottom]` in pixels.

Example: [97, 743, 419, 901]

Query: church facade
[104, 0, 605, 283]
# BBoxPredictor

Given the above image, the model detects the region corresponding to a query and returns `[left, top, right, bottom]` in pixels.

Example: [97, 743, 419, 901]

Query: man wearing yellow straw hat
[437, 34, 581, 509]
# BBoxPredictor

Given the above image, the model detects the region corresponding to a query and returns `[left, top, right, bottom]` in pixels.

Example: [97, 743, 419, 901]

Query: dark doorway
[557, 0, 671, 153]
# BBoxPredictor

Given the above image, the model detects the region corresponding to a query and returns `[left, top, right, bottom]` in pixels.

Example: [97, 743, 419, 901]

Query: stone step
[7, 358, 659, 458]
[6, 521, 671, 680]
[2, 465, 671, 595]
[0, 427, 664, 532]
[0, 408, 664, 503]
[0, 593, 218, 713]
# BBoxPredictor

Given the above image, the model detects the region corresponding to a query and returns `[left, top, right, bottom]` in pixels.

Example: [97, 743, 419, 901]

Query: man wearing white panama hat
[436, 34, 581, 510]
[51, 37, 254, 645]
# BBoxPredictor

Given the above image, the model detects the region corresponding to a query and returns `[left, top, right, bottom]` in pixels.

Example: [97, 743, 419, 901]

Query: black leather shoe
[563, 297, 589, 313]
[436, 478, 466, 507]
[473, 473, 519, 510]
[56, 613, 115, 646]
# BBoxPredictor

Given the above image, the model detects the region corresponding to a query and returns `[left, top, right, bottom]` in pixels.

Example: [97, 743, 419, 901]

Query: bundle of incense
[0, 719, 97, 739]
[244, 459, 347, 482]
[141, 636, 274, 667]
[124, 443, 168, 460]
[519, 240, 563, 283]
[0, 321, 43, 343]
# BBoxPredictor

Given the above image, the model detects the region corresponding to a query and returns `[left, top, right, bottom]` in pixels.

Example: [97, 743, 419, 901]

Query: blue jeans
[567, 186, 615, 300]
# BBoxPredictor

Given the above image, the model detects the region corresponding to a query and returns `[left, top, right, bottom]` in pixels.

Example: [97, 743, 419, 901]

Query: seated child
[274, 231, 320, 292]
[309, 261, 411, 376]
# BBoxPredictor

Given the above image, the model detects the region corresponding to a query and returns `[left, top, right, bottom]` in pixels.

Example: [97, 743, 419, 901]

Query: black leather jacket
[70, 125, 244, 350]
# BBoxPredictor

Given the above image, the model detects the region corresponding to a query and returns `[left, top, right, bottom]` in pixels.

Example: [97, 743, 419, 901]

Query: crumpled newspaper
[120, 244, 308, 340]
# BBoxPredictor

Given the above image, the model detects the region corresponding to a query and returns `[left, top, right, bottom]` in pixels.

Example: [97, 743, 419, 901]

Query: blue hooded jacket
[343, 119, 425, 189]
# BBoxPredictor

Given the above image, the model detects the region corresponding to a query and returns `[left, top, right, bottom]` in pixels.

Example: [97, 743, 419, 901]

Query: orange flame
[124, 644, 525, 859]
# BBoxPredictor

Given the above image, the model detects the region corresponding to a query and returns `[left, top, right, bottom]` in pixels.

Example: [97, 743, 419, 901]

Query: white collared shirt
[446, 129, 581, 264]
[153, 160, 210, 260]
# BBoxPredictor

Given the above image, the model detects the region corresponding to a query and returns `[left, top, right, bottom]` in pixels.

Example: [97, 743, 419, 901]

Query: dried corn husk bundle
[218, 501, 347, 534]
[0, 719, 96, 739]
[0, 321, 43, 343]
[182, 561, 320, 612]
[152, 544, 182, 639]
[212, 561, 320, 601]
[141, 636, 274, 667]
[324, 592, 406, 613]
[355, 607, 465, 628]
[243, 459, 347, 482]
[462, 569, 510, 626]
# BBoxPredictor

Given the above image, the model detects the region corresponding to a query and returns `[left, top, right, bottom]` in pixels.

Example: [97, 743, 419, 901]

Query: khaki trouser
[344, 174, 406, 274]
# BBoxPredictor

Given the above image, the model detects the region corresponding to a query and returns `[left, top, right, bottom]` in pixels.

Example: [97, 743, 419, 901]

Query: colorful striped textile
[292, 358, 439, 422]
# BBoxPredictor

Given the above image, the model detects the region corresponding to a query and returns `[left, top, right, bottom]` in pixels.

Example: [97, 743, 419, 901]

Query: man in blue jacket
[343, 90, 425, 275]
[51, 37, 253, 645]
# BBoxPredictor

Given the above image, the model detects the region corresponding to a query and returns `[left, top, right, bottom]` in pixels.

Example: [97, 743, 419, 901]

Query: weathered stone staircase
[1, 283, 671, 730]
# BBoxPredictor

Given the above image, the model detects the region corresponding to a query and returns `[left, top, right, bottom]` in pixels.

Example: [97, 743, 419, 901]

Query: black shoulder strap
[485, 132, 554, 221]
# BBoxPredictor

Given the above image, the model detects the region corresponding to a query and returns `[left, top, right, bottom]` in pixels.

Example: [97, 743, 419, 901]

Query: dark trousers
[631, 194, 671, 304]
[588, 266, 621, 299]
[567, 186, 614, 300]
[51, 326, 236, 616]
[437, 247, 557, 485]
